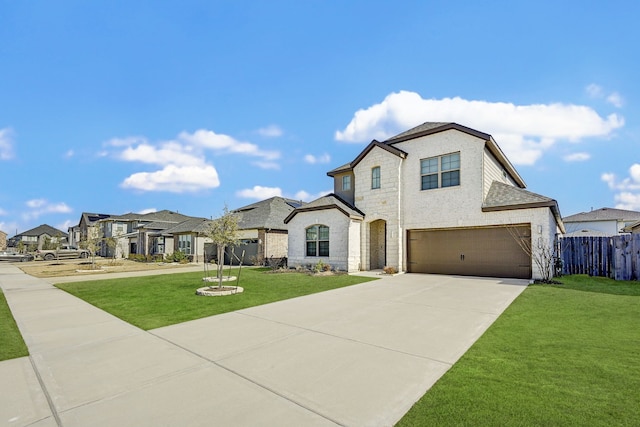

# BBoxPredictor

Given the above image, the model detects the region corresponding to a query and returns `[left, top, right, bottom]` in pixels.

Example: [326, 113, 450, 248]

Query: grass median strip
[55, 268, 376, 330]
[0, 289, 29, 361]
[397, 275, 640, 426]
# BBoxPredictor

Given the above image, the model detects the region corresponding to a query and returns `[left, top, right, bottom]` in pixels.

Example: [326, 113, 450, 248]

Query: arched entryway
[369, 219, 387, 270]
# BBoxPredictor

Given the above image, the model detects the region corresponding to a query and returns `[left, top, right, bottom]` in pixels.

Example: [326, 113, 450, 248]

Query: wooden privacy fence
[560, 235, 640, 281]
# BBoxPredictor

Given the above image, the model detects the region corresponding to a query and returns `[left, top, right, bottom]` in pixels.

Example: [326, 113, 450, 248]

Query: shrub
[383, 266, 398, 275]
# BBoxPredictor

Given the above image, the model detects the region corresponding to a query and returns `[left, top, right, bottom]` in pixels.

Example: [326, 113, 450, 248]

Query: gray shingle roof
[14, 224, 68, 238]
[284, 194, 364, 224]
[163, 218, 212, 235]
[136, 221, 178, 231]
[563, 207, 640, 222]
[81, 212, 113, 225]
[483, 181, 555, 208]
[138, 210, 195, 222]
[482, 181, 565, 233]
[232, 197, 303, 230]
[384, 122, 453, 143]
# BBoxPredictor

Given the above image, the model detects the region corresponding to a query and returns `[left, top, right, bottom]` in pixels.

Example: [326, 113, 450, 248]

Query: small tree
[506, 226, 556, 282]
[205, 206, 240, 289]
[80, 232, 102, 269]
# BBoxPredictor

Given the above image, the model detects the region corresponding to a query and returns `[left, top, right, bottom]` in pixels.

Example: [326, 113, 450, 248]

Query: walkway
[0, 264, 528, 426]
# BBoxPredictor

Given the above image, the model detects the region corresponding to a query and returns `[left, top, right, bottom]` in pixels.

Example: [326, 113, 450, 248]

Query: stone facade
[264, 230, 288, 259]
[0, 230, 6, 250]
[287, 209, 361, 272]
[288, 124, 563, 280]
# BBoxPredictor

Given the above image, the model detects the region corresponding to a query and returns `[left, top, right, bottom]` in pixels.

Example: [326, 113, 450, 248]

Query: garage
[407, 225, 531, 279]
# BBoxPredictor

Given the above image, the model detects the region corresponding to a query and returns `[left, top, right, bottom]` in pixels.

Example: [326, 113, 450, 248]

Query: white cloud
[601, 164, 640, 191]
[23, 199, 72, 220]
[335, 91, 624, 165]
[180, 129, 280, 160]
[236, 186, 283, 199]
[606, 92, 624, 108]
[105, 129, 280, 193]
[57, 219, 75, 231]
[257, 125, 283, 138]
[304, 153, 331, 164]
[612, 192, 640, 210]
[563, 152, 591, 162]
[586, 83, 624, 108]
[121, 165, 220, 193]
[602, 164, 640, 210]
[0, 220, 19, 236]
[0, 127, 15, 160]
[252, 160, 281, 170]
[64, 149, 75, 158]
[586, 83, 603, 98]
[120, 142, 203, 167]
[293, 189, 331, 202]
[138, 208, 157, 214]
[0, 207, 7, 216]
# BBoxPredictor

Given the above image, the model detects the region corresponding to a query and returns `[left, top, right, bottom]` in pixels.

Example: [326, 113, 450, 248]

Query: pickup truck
[36, 245, 90, 261]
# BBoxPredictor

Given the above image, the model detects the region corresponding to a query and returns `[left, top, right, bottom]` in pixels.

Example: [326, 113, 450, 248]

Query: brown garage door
[407, 225, 531, 279]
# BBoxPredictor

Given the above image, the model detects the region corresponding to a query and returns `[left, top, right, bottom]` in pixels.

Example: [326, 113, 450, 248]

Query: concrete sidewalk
[0, 263, 528, 426]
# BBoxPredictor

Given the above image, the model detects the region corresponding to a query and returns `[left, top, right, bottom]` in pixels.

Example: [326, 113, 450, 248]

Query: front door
[369, 220, 387, 270]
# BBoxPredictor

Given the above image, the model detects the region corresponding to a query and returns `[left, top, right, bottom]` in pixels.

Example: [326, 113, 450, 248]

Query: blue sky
[1, 0, 639, 236]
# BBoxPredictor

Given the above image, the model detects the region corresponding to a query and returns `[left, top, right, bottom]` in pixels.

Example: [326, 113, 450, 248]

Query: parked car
[36, 245, 90, 261]
[0, 251, 35, 262]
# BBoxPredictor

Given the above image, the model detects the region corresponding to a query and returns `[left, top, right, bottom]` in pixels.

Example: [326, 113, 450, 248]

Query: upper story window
[421, 152, 460, 190]
[342, 175, 351, 191]
[306, 225, 329, 257]
[371, 166, 381, 189]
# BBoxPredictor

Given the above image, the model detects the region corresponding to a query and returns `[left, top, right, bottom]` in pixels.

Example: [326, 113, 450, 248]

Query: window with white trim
[306, 225, 329, 257]
[421, 152, 460, 190]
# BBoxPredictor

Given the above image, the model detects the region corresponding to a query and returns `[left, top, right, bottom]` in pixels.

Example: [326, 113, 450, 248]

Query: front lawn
[397, 275, 640, 426]
[0, 289, 29, 361]
[56, 268, 376, 330]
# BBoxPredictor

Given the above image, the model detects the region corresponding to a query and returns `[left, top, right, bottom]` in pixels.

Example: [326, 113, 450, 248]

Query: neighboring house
[163, 218, 212, 262]
[0, 229, 7, 250]
[99, 210, 199, 259]
[154, 197, 303, 264]
[231, 196, 305, 264]
[70, 212, 113, 247]
[285, 122, 564, 280]
[562, 207, 640, 237]
[8, 224, 68, 250]
[624, 220, 640, 234]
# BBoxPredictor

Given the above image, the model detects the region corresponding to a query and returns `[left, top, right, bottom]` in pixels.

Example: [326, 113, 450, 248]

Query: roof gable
[327, 140, 407, 177]
[326, 122, 525, 188]
[15, 224, 68, 238]
[284, 193, 364, 224]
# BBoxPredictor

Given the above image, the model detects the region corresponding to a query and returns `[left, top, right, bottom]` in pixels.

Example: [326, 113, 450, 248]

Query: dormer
[327, 162, 355, 206]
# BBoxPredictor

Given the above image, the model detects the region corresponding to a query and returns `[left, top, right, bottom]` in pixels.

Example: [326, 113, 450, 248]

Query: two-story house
[285, 122, 564, 280]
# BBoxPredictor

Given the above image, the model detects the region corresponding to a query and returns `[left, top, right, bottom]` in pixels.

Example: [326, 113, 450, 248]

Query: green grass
[397, 275, 640, 426]
[0, 289, 29, 361]
[56, 268, 376, 330]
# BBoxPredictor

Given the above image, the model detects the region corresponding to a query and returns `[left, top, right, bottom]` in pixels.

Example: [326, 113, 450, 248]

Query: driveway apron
[0, 264, 528, 426]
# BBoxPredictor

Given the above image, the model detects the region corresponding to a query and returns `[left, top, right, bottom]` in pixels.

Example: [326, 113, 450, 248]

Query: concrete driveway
[0, 265, 528, 426]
